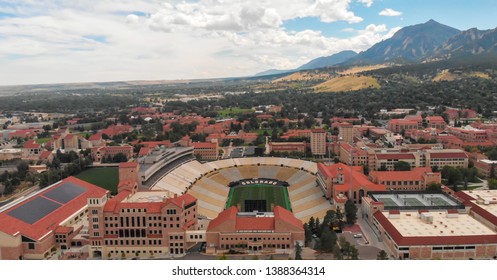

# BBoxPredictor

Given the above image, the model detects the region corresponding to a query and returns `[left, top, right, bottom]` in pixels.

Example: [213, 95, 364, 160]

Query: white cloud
[379, 8, 403, 17]
[0, 0, 400, 85]
[357, 0, 374, 7]
[301, 0, 363, 23]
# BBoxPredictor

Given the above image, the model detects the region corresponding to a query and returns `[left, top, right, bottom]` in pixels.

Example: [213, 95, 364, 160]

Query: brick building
[369, 167, 441, 191]
[0, 177, 108, 260]
[205, 206, 304, 254]
[363, 191, 497, 259]
[91, 145, 133, 162]
[310, 128, 326, 157]
[192, 141, 219, 161]
[316, 163, 385, 206]
[268, 141, 306, 154]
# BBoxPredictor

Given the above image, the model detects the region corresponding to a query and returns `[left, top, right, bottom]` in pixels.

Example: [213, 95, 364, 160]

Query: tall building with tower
[87, 161, 202, 259]
[310, 128, 326, 157]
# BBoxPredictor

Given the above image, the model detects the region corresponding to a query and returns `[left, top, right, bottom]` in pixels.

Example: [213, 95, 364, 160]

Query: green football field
[226, 184, 292, 212]
[75, 167, 119, 195]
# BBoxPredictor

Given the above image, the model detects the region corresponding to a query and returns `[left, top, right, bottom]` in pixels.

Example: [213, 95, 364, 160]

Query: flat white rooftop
[461, 190, 497, 220]
[384, 211, 495, 237]
[126, 191, 172, 203]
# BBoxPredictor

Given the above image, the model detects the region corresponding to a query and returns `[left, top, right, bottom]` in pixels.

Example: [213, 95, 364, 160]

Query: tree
[394, 161, 411, 171]
[490, 163, 496, 179]
[488, 178, 497, 190]
[345, 199, 357, 225]
[441, 166, 462, 186]
[295, 243, 303, 260]
[488, 148, 497, 161]
[319, 227, 337, 252]
[333, 245, 343, 260]
[314, 218, 321, 236]
[338, 236, 359, 260]
[3, 180, 14, 195]
[427, 182, 442, 192]
[112, 153, 128, 163]
[304, 223, 312, 244]
[218, 254, 228, 260]
[16, 161, 29, 181]
[377, 250, 388, 260]
[308, 217, 315, 234]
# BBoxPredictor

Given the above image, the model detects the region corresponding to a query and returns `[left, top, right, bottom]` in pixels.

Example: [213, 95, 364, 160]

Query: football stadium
[151, 157, 332, 222]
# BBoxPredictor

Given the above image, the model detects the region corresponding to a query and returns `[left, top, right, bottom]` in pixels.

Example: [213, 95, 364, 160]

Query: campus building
[369, 167, 441, 191]
[88, 190, 201, 259]
[337, 122, 354, 143]
[91, 145, 133, 162]
[316, 163, 385, 206]
[192, 141, 219, 161]
[268, 141, 306, 154]
[474, 159, 497, 178]
[363, 191, 497, 259]
[310, 128, 326, 157]
[205, 206, 304, 254]
[0, 177, 109, 260]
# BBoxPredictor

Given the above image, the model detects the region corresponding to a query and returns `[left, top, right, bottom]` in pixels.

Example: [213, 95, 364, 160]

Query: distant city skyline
[0, 0, 496, 86]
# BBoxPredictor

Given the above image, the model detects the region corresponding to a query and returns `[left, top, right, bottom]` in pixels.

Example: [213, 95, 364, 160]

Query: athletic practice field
[75, 167, 119, 194]
[226, 184, 292, 212]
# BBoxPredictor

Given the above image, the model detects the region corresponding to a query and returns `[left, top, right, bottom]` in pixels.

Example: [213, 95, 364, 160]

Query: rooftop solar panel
[8, 197, 62, 224]
[44, 182, 86, 204]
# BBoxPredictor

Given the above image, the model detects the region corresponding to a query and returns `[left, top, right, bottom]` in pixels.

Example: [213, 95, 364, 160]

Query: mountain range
[255, 20, 497, 76]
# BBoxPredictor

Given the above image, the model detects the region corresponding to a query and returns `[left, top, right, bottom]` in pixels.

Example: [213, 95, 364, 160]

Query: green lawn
[76, 167, 119, 195]
[226, 184, 291, 212]
[218, 107, 254, 117]
[36, 137, 52, 144]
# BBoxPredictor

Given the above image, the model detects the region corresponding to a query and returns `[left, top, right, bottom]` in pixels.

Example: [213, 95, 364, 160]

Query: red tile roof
[318, 163, 385, 193]
[138, 147, 150, 156]
[165, 193, 197, 208]
[429, 152, 468, 159]
[0, 177, 108, 240]
[55, 226, 73, 234]
[273, 206, 303, 230]
[103, 190, 131, 212]
[370, 167, 434, 182]
[207, 206, 303, 232]
[88, 133, 103, 141]
[39, 150, 52, 160]
[207, 206, 238, 231]
[236, 217, 274, 231]
[376, 153, 415, 160]
[23, 140, 41, 149]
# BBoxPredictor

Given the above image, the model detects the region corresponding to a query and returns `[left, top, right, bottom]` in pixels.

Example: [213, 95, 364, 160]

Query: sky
[0, 0, 497, 86]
